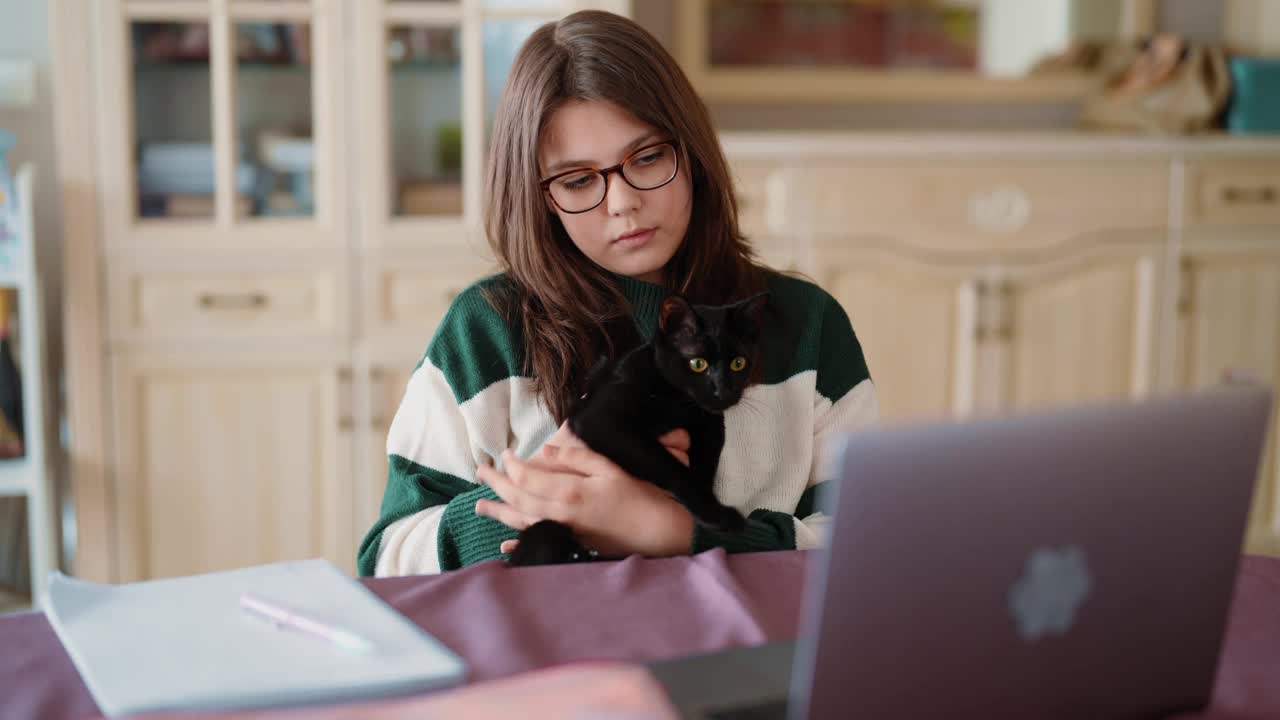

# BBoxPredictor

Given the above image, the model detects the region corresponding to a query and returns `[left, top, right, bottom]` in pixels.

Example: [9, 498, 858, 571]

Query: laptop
[650, 385, 1274, 720]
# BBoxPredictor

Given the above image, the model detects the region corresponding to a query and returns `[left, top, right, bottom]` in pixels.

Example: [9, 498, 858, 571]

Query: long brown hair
[484, 10, 768, 423]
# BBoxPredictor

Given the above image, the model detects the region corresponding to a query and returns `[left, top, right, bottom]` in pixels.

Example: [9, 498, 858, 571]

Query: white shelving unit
[0, 164, 56, 609]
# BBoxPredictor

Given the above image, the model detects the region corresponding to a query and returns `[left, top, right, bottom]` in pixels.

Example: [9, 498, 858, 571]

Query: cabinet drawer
[1186, 161, 1280, 227]
[781, 161, 1169, 254]
[109, 269, 344, 341]
[369, 263, 494, 338]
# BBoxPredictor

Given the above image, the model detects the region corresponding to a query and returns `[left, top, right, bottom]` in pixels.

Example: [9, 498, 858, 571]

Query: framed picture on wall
[675, 0, 1158, 103]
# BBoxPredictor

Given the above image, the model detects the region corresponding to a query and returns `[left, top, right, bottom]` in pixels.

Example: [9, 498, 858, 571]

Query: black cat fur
[508, 292, 768, 567]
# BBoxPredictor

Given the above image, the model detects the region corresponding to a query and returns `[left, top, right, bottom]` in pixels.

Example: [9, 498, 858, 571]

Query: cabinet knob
[968, 186, 1031, 234]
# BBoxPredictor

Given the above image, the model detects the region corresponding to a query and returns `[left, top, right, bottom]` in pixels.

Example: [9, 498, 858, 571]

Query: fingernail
[474, 501, 485, 515]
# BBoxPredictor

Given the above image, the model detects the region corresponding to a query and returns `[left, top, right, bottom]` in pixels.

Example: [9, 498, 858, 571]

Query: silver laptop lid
[791, 386, 1273, 720]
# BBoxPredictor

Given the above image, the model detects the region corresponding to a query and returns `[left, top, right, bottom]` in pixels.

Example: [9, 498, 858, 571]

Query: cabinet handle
[974, 281, 1015, 342]
[1177, 258, 1195, 315]
[198, 291, 267, 310]
[1221, 185, 1278, 205]
[975, 326, 1014, 342]
[998, 283, 1014, 340]
[972, 279, 1013, 340]
[338, 365, 354, 432]
[370, 366, 387, 430]
[974, 280, 988, 341]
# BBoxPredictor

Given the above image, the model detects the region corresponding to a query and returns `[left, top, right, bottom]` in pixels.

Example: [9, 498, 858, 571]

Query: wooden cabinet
[726, 140, 1280, 558]
[1176, 251, 1280, 557]
[59, 0, 627, 582]
[110, 354, 353, 582]
[819, 250, 979, 424]
[818, 246, 1163, 423]
[1000, 249, 1163, 412]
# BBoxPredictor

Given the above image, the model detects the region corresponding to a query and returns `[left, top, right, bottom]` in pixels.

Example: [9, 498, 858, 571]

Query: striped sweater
[358, 271, 878, 576]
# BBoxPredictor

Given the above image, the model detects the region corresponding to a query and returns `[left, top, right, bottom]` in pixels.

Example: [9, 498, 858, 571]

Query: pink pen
[239, 593, 375, 653]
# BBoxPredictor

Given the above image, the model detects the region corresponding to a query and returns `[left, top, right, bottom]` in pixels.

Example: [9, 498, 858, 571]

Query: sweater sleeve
[357, 354, 481, 576]
[357, 280, 531, 576]
[692, 292, 878, 555]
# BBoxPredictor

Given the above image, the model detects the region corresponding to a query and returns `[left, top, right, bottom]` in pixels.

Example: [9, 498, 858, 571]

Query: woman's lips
[613, 228, 656, 248]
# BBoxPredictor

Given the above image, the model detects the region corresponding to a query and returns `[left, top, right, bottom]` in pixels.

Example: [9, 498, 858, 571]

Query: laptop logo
[1009, 545, 1092, 642]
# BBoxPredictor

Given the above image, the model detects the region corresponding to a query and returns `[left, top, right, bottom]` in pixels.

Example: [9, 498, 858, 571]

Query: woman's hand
[476, 425, 693, 558]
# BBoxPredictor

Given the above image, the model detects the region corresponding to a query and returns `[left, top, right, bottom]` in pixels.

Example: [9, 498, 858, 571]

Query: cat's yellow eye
[689, 358, 709, 373]
[730, 357, 748, 372]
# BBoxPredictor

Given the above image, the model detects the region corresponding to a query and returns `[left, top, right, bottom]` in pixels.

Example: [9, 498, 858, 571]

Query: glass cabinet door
[362, 0, 560, 249]
[388, 23, 464, 218]
[104, 0, 343, 248]
[132, 20, 216, 220]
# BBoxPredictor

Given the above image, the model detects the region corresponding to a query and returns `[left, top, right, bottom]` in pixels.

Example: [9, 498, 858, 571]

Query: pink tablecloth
[2, 550, 1277, 720]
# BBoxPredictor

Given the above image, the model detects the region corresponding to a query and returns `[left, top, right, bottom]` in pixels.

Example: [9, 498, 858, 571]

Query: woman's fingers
[502, 451, 585, 506]
[657, 428, 691, 466]
[657, 428, 691, 451]
[481, 457, 572, 521]
[500, 540, 519, 554]
[474, 498, 536, 531]
[539, 444, 623, 478]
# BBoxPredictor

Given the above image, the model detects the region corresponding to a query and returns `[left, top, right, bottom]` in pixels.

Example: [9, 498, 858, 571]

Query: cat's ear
[733, 291, 770, 325]
[659, 295, 698, 337]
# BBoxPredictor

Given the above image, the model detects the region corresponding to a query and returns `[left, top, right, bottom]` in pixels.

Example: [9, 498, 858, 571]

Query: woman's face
[539, 99, 692, 284]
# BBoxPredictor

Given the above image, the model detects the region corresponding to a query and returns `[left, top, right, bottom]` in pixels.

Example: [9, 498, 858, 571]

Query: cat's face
[654, 293, 769, 413]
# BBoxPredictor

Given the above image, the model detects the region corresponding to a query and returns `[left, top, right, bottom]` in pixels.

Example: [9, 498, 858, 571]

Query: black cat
[508, 291, 769, 567]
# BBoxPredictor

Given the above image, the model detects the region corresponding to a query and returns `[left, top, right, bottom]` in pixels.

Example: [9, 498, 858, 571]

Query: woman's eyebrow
[544, 133, 661, 175]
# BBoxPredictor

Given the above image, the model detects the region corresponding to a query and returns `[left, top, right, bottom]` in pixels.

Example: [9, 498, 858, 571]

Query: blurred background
[0, 0, 1278, 612]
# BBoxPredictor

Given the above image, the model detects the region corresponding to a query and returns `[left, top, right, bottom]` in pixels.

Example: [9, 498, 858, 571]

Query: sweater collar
[612, 273, 671, 340]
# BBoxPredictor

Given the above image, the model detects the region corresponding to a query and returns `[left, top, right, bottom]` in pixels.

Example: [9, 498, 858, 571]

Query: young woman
[359, 10, 878, 576]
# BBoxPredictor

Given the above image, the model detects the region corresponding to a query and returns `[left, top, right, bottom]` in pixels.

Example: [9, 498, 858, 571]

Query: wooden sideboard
[726, 133, 1280, 558]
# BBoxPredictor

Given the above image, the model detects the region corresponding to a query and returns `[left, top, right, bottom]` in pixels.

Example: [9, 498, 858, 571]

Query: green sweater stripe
[356, 455, 474, 576]
[692, 510, 798, 554]
[419, 276, 525, 405]
[814, 295, 871, 402]
[438, 485, 521, 570]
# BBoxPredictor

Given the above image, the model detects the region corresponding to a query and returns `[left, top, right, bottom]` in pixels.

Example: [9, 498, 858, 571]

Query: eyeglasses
[540, 141, 680, 214]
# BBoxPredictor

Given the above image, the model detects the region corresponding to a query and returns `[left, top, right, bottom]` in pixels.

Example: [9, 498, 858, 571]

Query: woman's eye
[559, 174, 596, 191]
[730, 357, 747, 372]
[633, 151, 663, 166]
[689, 358, 709, 373]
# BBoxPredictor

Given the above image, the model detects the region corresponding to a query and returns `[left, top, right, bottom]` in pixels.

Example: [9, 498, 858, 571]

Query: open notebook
[45, 559, 466, 718]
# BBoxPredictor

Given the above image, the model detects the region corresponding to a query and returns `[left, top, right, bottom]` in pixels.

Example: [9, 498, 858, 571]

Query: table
[2, 550, 1277, 719]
